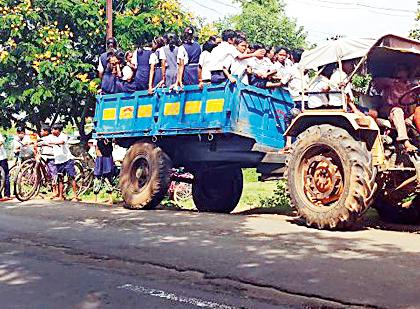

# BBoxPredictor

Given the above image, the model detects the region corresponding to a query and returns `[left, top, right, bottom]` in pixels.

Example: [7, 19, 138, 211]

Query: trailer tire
[120, 143, 172, 210]
[286, 124, 377, 229]
[193, 168, 243, 213]
[374, 195, 420, 224]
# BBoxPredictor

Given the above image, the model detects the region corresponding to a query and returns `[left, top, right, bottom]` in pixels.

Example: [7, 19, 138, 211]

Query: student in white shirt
[198, 39, 218, 88]
[0, 133, 11, 200]
[230, 36, 251, 84]
[208, 29, 264, 84]
[12, 126, 31, 159]
[38, 124, 58, 198]
[328, 60, 362, 115]
[49, 124, 79, 201]
[308, 72, 330, 109]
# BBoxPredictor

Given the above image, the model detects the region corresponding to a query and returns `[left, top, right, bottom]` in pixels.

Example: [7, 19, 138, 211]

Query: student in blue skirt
[161, 33, 180, 88]
[132, 41, 154, 91]
[177, 27, 201, 87]
[98, 38, 119, 94]
[148, 36, 166, 92]
[93, 138, 114, 205]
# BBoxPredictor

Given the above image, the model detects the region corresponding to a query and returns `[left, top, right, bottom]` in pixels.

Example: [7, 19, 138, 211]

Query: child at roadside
[177, 27, 201, 87]
[38, 124, 58, 198]
[0, 133, 11, 201]
[93, 138, 114, 205]
[12, 126, 31, 160]
[208, 29, 265, 84]
[49, 124, 79, 201]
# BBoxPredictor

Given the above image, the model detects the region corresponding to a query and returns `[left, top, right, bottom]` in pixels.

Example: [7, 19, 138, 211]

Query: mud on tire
[286, 124, 377, 229]
[120, 142, 172, 210]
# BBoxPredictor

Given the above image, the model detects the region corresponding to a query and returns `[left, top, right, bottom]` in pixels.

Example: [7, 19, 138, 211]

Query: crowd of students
[98, 28, 304, 95]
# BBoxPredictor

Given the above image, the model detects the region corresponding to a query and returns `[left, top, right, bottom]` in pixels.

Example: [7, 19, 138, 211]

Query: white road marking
[117, 283, 235, 308]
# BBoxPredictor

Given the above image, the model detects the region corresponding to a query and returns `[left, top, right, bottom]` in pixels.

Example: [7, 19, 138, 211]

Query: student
[266, 46, 276, 63]
[208, 29, 264, 84]
[374, 64, 418, 152]
[49, 124, 79, 201]
[132, 41, 154, 91]
[93, 138, 114, 205]
[230, 36, 251, 84]
[39, 124, 58, 198]
[12, 126, 30, 159]
[122, 51, 135, 83]
[247, 44, 283, 89]
[0, 133, 11, 201]
[161, 33, 180, 87]
[98, 38, 119, 94]
[329, 60, 363, 115]
[198, 39, 218, 88]
[177, 27, 202, 87]
[272, 46, 289, 79]
[150, 36, 166, 88]
[307, 69, 330, 109]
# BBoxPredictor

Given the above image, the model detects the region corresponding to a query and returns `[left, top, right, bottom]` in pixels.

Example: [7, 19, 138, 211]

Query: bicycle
[14, 146, 86, 201]
[168, 170, 193, 203]
[0, 165, 5, 195]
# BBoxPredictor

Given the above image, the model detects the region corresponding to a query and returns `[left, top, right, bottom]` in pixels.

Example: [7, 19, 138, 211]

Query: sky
[180, 0, 418, 44]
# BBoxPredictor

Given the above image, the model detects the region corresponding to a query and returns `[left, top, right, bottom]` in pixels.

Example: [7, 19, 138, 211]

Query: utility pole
[106, 0, 113, 40]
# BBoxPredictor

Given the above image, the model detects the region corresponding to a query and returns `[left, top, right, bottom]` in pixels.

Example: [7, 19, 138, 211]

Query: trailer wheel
[193, 168, 243, 213]
[286, 124, 377, 229]
[374, 194, 420, 224]
[120, 143, 172, 210]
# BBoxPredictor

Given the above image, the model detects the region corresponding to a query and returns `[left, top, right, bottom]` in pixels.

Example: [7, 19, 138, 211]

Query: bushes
[259, 180, 290, 210]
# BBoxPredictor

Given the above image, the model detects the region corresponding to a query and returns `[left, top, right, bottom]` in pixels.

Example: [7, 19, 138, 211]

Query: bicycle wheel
[173, 182, 192, 203]
[9, 164, 20, 196]
[15, 161, 41, 202]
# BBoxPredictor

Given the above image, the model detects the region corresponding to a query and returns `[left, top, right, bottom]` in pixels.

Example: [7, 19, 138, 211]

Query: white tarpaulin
[300, 37, 377, 70]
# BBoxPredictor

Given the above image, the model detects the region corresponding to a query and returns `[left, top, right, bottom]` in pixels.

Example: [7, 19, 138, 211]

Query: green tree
[0, 0, 192, 137]
[226, 0, 307, 49]
[410, 0, 419, 40]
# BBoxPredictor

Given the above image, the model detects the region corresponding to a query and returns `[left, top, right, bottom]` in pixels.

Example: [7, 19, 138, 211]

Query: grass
[87, 168, 285, 213]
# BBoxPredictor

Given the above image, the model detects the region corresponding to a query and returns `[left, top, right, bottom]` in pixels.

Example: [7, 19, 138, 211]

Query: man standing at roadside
[0, 133, 11, 201]
[49, 124, 79, 201]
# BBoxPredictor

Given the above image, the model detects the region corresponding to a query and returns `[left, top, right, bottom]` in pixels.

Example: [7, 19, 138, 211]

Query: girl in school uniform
[149, 37, 166, 90]
[116, 51, 137, 93]
[177, 27, 201, 87]
[132, 42, 154, 91]
[161, 33, 180, 88]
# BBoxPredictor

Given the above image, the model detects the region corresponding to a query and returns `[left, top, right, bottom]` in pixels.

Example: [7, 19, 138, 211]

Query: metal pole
[106, 0, 113, 40]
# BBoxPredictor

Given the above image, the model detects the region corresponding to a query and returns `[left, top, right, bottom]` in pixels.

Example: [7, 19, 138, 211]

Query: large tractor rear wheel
[193, 167, 243, 213]
[120, 142, 172, 210]
[286, 124, 377, 229]
[374, 194, 420, 224]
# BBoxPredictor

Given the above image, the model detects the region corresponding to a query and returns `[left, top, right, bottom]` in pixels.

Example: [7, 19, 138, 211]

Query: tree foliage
[0, 0, 193, 136]
[410, 0, 420, 40]
[226, 0, 307, 49]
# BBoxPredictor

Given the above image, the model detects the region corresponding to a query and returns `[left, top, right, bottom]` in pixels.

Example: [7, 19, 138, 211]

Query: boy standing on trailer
[49, 124, 79, 201]
[177, 27, 202, 87]
[208, 30, 265, 84]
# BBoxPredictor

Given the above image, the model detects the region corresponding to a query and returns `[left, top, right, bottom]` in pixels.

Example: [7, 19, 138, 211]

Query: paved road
[0, 200, 419, 309]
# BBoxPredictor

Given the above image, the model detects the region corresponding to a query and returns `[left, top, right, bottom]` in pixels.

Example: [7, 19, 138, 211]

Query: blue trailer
[94, 82, 294, 212]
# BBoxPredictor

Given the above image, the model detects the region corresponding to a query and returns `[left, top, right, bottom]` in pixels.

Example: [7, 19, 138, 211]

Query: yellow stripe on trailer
[119, 106, 135, 119]
[138, 105, 152, 118]
[164, 102, 180, 116]
[206, 99, 224, 113]
[185, 101, 202, 114]
[102, 108, 117, 120]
